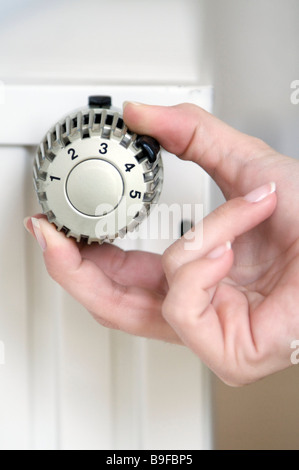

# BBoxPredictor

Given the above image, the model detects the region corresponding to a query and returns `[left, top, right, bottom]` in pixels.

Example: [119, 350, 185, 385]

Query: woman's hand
[25, 102, 299, 385]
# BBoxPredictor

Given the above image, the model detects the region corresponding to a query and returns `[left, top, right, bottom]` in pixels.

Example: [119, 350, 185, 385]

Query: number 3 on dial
[99, 143, 108, 154]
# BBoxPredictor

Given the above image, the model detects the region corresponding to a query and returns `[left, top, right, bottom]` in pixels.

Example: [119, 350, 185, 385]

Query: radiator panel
[0, 86, 214, 450]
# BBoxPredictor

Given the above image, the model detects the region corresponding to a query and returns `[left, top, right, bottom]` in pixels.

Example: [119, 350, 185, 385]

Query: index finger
[123, 102, 273, 198]
[25, 216, 177, 342]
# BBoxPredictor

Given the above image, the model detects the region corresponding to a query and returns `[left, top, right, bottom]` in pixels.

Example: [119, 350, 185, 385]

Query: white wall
[0, 0, 202, 85]
[202, 0, 299, 159]
[199, 0, 299, 450]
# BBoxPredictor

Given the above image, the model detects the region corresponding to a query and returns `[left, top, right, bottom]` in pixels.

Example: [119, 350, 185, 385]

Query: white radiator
[0, 84, 214, 450]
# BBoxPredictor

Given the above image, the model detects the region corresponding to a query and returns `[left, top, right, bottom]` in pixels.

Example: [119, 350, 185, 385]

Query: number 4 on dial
[125, 163, 135, 172]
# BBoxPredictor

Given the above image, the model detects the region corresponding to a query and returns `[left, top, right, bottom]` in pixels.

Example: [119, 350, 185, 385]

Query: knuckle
[218, 366, 260, 387]
[171, 263, 191, 288]
[162, 246, 179, 276]
[162, 265, 197, 325]
[162, 296, 179, 323]
[218, 344, 264, 387]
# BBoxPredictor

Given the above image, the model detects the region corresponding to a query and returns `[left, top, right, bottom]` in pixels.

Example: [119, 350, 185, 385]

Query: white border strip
[0, 85, 213, 145]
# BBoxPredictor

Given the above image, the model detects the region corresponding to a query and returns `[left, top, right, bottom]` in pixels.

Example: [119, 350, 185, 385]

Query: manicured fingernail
[207, 241, 232, 259]
[243, 182, 276, 203]
[123, 101, 143, 110]
[31, 217, 47, 251]
[23, 216, 31, 233]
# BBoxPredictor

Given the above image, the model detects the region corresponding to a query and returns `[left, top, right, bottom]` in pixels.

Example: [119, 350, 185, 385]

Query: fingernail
[243, 182, 276, 203]
[207, 241, 232, 259]
[31, 217, 47, 251]
[123, 101, 143, 110]
[23, 216, 31, 233]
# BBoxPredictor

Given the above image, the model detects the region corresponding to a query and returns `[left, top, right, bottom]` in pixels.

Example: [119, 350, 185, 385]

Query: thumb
[123, 102, 274, 198]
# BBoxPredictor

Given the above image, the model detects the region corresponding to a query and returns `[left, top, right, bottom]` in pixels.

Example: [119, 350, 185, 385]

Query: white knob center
[66, 159, 124, 217]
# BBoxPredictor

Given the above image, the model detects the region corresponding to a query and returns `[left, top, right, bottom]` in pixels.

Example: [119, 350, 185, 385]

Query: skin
[25, 103, 299, 386]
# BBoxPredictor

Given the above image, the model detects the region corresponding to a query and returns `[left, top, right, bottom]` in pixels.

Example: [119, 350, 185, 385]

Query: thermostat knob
[33, 96, 163, 243]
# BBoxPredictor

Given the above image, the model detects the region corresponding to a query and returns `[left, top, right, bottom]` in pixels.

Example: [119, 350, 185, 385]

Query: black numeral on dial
[130, 190, 141, 199]
[68, 148, 78, 160]
[99, 143, 108, 154]
[125, 164, 135, 172]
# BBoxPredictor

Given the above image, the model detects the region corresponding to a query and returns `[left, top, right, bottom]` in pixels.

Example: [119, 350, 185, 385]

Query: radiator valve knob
[33, 96, 163, 243]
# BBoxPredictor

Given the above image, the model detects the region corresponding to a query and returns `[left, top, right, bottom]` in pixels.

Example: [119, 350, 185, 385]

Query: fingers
[24, 216, 177, 342]
[162, 242, 235, 378]
[162, 182, 277, 283]
[123, 102, 275, 197]
[161, 183, 277, 384]
[162, 243, 259, 386]
[25, 215, 167, 293]
[79, 243, 168, 294]
[25, 215, 122, 309]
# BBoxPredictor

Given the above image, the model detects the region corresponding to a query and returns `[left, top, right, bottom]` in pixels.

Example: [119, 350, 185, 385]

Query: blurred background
[0, 0, 299, 450]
